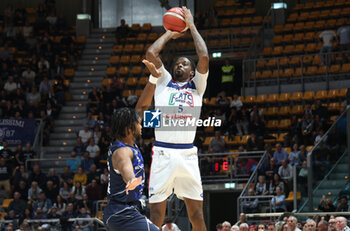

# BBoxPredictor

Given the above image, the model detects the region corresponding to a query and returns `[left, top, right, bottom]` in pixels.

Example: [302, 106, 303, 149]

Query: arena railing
[300, 106, 350, 212]
[244, 211, 350, 223]
[32, 119, 45, 159]
[198, 151, 266, 184]
[0, 217, 104, 230]
[243, 50, 350, 95]
[25, 158, 79, 173]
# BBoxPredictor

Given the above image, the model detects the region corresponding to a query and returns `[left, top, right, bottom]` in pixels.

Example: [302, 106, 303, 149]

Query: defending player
[103, 108, 159, 231]
[135, 6, 209, 231]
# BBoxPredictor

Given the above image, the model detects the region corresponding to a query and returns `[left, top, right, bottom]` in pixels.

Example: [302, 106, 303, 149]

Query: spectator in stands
[269, 173, 284, 195]
[100, 167, 109, 198]
[273, 143, 288, 165]
[74, 207, 92, 231]
[258, 224, 266, 231]
[77, 193, 92, 215]
[319, 28, 337, 66]
[306, 219, 317, 231]
[60, 166, 74, 185]
[255, 175, 268, 196]
[265, 157, 279, 181]
[14, 179, 28, 200]
[33, 192, 52, 214]
[270, 186, 286, 212]
[73, 137, 86, 157]
[67, 151, 81, 173]
[240, 223, 249, 231]
[83, 112, 96, 129]
[209, 130, 225, 153]
[288, 144, 300, 166]
[85, 138, 100, 160]
[7, 191, 26, 217]
[216, 91, 230, 111]
[127, 89, 138, 107]
[335, 217, 349, 231]
[221, 59, 235, 95]
[0, 157, 11, 197]
[235, 213, 247, 226]
[115, 19, 130, 41]
[92, 125, 102, 145]
[87, 164, 99, 184]
[71, 181, 85, 201]
[267, 223, 276, 231]
[337, 22, 350, 57]
[26, 86, 41, 106]
[288, 216, 301, 231]
[278, 159, 293, 183]
[81, 151, 94, 173]
[247, 133, 263, 151]
[62, 203, 77, 218]
[0, 44, 12, 61]
[78, 125, 92, 144]
[4, 76, 20, 97]
[73, 167, 87, 186]
[0, 140, 13, 160]
[317, 220, 328, 231]
[28, 164, 47, 188]
[38, 57, 50, 74]
[242, 188, 259, 213]
[87, 87, 101, 113]
[216, 223, 222, 231]
[298, 160, 308, 190]
[59, 181, 71, 202]
[329, 218, 337, 231]
[85, 179, 102, 213]
[52, 195, 66, 216]
[48, 168, 60, 189]
[45, 180, 58, 203]
[336, 196, 349, 212]
[22, 20, 33, 37]
[231, 225, 239, 231]
[230, 94, 243, 111]
[318, 196, 336, 212]
[222, 221, 232, 231]
[301, 113, 314, 145]
[236, 107, 249, 136]
[313, 100, 328, 123]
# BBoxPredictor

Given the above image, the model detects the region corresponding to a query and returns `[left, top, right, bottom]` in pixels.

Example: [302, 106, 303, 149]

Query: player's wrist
[149, 75, 159, 84]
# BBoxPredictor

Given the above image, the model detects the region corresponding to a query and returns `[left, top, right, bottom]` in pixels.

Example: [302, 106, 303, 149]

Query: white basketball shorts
[148, 144, 203, 203]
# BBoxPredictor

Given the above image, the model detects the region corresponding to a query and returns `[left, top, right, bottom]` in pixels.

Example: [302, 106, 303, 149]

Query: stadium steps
[299, 152, 349, 212]
[42, 30, 116, 174]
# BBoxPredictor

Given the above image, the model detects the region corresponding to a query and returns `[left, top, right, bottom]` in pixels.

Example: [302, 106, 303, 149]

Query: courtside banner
[0, 119, 37, 146]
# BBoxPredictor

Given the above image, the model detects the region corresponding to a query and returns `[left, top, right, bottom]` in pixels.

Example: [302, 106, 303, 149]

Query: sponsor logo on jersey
[168, 91, 194, 107]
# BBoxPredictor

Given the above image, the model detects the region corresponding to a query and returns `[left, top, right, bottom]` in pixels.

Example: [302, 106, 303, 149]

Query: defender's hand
[142, 59, 162, 77]
[125, 176, 142, 195]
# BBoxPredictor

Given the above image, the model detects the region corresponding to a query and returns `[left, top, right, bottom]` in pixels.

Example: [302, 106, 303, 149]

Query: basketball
[163, 7, 188, 32]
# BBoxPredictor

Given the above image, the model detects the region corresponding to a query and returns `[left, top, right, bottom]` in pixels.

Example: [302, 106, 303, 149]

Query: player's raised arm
[182, 6, 209, 74]
[112, 147, 142, 194]
[135, 60, 162, 119]
[146, 30, 185, 69]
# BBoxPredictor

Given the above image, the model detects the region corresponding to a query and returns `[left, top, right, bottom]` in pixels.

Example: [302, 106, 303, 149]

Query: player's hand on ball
[142, 59, 162, 77]
[166, 30, 186, 39]
[182, 6, 194, 28]
[125, 176, 142, 195]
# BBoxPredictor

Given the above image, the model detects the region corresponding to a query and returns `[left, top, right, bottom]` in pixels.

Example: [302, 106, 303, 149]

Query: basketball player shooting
[135, 6, 209, 231]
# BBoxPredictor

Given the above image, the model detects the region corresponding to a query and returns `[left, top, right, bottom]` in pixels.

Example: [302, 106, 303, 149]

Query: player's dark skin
[136, 6, 208, 231]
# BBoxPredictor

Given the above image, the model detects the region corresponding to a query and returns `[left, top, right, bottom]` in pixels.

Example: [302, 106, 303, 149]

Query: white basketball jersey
[154, 65, 208, 144]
